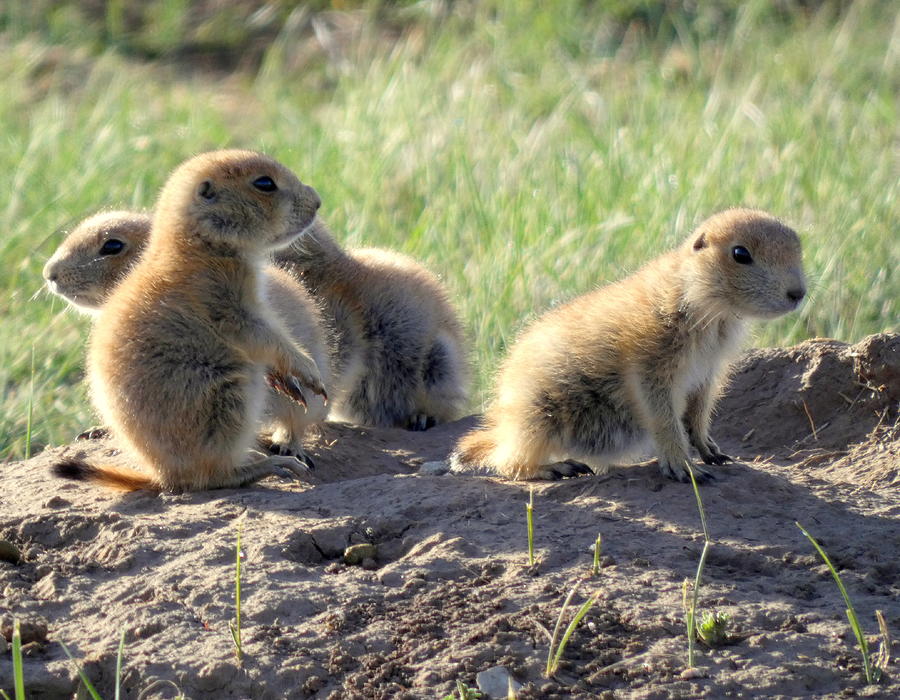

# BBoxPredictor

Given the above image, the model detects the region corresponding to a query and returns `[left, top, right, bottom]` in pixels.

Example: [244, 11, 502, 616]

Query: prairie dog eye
[731, 245, 753, 265]
[252, 176, 277, 192]
[99, 239, 125, 255]
[198, 180, 216, 200]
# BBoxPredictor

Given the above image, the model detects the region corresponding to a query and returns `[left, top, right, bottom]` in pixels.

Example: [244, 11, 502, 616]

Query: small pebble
[343, 543, 377, 566]
[679, 667, 708, 680]
[418, 461, 450, 476]
[476, 666, 522, 698]
[0, 540, 21, 565]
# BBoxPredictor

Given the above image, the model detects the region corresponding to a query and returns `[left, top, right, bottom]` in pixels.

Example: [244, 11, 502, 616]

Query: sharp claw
[301, 453, 316, 471]
[564, 460, 594, 476]
[287, 376, 309, 410]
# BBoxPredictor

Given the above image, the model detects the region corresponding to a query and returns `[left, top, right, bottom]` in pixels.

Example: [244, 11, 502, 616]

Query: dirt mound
[715, 333, 898, 486]
[0, 334, 897, 699]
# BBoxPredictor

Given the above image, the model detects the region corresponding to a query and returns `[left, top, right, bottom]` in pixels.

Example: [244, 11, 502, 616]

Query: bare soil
[1, 334, 898, 699]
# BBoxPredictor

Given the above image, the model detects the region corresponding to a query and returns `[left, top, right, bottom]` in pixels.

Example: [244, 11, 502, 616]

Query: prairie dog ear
[197, 180, 216, 201]
[692, 232, 707, 251]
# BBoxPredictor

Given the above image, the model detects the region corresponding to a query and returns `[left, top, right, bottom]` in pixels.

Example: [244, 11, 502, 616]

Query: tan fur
[453, 209, 806, 481]
[43, 211, 152, 313]
[273, 221, 469, 430]
[43, 210, 333, 460]
[52, 150, 326, 491]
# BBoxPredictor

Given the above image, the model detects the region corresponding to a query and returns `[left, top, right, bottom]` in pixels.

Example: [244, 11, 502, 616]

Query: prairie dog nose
[305, 185, 321, 211]
[786, 288, 806, 303]
[43, 260, 59, 282]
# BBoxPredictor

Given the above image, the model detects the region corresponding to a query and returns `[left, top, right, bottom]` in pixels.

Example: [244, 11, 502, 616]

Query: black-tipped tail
[51, 458, 155, 491]
[52, 458, 92, 480]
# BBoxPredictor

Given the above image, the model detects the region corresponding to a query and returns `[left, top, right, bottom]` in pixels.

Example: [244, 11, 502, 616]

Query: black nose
[45, 270, 58, 282]
[787, 288, 806, 303]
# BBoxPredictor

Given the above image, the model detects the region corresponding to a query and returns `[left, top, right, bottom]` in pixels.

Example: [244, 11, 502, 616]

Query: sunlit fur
[43, 210, 332, 461]
[53, 150, 326, 491]
[453, 209, 806, 481]
[273, 220, 469, 430]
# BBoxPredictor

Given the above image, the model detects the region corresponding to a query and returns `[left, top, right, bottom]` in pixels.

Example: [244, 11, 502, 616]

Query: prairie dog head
[682, 208, 806, 319]
[42, 211, 151, 313]
[153, 150, 321, 254]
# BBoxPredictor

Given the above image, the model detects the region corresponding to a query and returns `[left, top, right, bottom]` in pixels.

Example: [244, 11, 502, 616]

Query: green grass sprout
[229, 519, 245, 663]
[114, 627, 126, 700]
[7, 619, 25, 700]
[545, 580, 600, 677]
[591, 533, 602, 577]
[796, 522, 883, 684]
[440, 680, 482, 700]
[59, 640, 103, 700]
[685, 463, 712, 669]
[526, 487, 535, 567]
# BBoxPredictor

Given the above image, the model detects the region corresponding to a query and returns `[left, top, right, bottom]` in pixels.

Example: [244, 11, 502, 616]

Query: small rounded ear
[692, 232, 707, 251]
[198, 180, 216, 201]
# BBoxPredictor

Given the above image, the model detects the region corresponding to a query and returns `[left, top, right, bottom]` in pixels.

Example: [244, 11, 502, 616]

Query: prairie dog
[43, 210, 151, 312]
[273, 220, 469, 430]
[43, 210, 332, 460]
[453, 209, 806, 482]
[52, 150, 326, 491]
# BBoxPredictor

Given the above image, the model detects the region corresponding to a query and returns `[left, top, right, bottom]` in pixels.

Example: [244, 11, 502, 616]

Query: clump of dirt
[0, 334, 897, 699]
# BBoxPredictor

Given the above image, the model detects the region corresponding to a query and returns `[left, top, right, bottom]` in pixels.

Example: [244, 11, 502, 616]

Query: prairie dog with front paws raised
[43, 209, 332, 461]
[51, 150, 326, 491]
[453, 209, 806, 482]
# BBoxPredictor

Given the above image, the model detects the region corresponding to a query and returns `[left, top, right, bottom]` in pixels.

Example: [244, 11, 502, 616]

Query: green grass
[545, 580, 600, 678]
[0, 1, 897, 459]
[1, 619, 25, 700]
[797, 521, 886, 685]
[526, 486, 535, 567]
[229, 519, 245, 663]
[683, 465, 713, 668]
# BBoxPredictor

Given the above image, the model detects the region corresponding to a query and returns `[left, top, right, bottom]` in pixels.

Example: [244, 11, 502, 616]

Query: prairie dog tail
[52, 459, 155, 491]
[449, 428, 500, 476]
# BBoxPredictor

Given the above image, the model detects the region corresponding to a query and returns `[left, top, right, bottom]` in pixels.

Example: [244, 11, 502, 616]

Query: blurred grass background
[1, 0, 896, 459]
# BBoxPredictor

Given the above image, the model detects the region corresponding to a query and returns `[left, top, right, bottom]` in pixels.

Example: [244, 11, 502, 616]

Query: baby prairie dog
[43, 210, 151, 312]
[453, 209, 806, 482]
[273, 220, 469, 430]
[43, 210, 332, 461]
[52, 150, 327, 491]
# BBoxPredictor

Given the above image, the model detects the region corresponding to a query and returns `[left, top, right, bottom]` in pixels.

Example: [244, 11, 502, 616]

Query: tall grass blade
[796, 522, 874, 684]
[24, 347, 34, 460]
[59, 641, 103, 700]
[229, 519, 244, 662]
[685, 463, 712, 668]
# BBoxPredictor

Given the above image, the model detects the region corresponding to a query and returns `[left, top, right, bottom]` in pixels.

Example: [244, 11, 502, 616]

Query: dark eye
[99, 239, 125, 255]
[198, 180, 216, 200]
[252, 176, 277, 192]
[732, 245, 753, 265]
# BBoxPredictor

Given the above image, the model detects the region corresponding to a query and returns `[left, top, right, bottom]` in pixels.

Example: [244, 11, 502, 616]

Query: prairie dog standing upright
[273, 220, 469, 430]
[43, 210, 332, 461]
[453, 209, 806, 481]
[52, 150, 326, 491]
